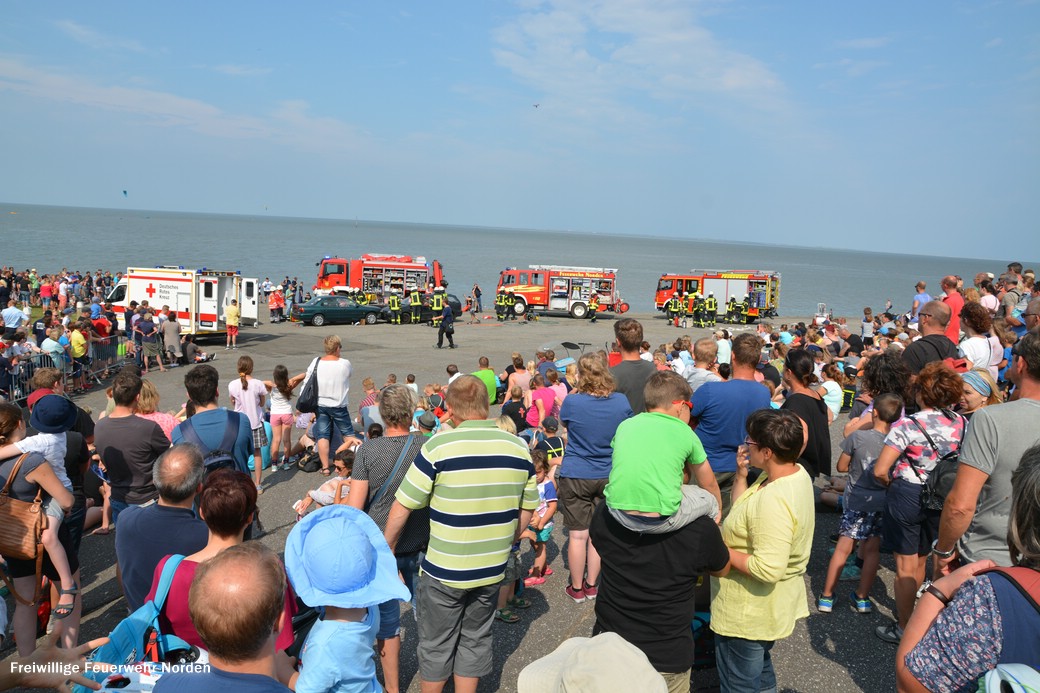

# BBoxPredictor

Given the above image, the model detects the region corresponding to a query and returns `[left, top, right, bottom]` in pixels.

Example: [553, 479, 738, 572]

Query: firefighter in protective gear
[495, 288, 507, 321]
[431, 286, 445, 326]
[588, 291, 600, 323]
[666, 291, 681, 327]
[705, 292, 718, 327]
[356, 288, 369, 306]
[680, 292, 691, 328]
[692, 292, 705, 328]
[408, 286, 422, 324]
[738, 294, 751, 324]
[505, 288, 517, 321]
[388, 291, 402, 324]
[725, 295, 739, 323]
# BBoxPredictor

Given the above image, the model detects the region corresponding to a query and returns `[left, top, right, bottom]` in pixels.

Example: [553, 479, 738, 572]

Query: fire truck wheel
[570, 303, 588, 319]
[364, 312, 378, 325]
[619, 302, 630, 313]
[311, 314, 326, 327]
[512, 299, 527, 316]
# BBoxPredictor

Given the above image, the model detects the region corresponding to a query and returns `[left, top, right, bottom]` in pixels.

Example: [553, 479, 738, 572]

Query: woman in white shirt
[958, 302, 1002, 381]
[228, 355, 267, 491]
[263, 365, 305, 471]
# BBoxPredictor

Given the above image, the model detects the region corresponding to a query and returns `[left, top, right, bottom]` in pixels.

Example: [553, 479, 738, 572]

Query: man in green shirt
[470, 356, 500, 405]
[385, 375, 537, 693]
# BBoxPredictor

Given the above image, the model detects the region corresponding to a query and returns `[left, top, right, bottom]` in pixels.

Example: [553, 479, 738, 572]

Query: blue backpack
[74, 555, 198, 691]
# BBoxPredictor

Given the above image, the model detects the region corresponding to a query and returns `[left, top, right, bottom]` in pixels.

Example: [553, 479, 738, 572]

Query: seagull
[533, 103, 540, 108]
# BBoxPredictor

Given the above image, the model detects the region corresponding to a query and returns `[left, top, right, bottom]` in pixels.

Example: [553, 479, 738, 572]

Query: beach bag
[905, 412, 962, 511]
[0, 454, 48, 606]
[297, 450, 322, 473]
[296, 357, 320, 414]
[74, 556, 202, 693]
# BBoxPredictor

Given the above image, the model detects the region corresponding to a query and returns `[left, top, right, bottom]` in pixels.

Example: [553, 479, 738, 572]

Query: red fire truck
[655, 270, 781, 319]
[313, 254, 445, 299]
[497, 265, 629, 319]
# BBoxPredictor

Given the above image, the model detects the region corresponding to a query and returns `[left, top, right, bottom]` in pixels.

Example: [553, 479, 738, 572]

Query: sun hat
[417, 411, 438, 429]
[517, 632, 667, 693]
[29, 395, 78, 433]
[285, 505, 410, 609]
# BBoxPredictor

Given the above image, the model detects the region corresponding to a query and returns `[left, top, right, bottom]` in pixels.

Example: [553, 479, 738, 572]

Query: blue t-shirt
[689, 380, 771, 473]
[154, 668, 290, 693]
[839, 429, 888, 514]
[171, 408, 253, 474]
[913, 292, 932, 317]
[115, 504, 209, 612]
[296, 609, 381, 693]
[558, 393, 633, 479]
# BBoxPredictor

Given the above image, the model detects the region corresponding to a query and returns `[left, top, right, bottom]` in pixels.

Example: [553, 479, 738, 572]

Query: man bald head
[918, 300, 950, 335]
[189, 542, 285, 664]
[941, 275, 960, 293]
[152, 443, 205, 504]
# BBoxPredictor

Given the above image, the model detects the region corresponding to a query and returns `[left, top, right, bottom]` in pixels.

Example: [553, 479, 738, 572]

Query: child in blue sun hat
[285, 504, 410, 693]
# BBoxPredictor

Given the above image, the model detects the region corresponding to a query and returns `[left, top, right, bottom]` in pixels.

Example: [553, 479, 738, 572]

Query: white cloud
[54, 20, 145, 53]
[0, 56, 371, 154]
[985, 37, 1004, 48]
[833, 36, 892, 50]
[813, 58, 889, 77]
[212, 64, 273, 77]
[491, 0, 788, 124]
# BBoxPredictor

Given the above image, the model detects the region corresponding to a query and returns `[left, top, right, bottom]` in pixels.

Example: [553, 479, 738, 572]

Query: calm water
[1, 203, 1028, 317]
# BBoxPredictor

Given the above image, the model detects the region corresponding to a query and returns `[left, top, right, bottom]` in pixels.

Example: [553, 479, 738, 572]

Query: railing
[2, 334, 128, 403]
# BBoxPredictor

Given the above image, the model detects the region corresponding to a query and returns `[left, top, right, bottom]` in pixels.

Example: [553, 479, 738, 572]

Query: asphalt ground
[3, 310, 899, 692]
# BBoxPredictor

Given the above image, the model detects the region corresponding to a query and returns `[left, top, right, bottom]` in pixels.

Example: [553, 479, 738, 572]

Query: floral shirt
[884, 408, 965, 485]
[905, 576, 1002, 692]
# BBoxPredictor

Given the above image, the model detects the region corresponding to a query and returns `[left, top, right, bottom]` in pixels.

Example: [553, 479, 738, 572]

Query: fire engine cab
[106, 267, 259, 336]
[313, 254, 445, 300]
[497, 265, 629, 319]
[655, 270, 781, 320]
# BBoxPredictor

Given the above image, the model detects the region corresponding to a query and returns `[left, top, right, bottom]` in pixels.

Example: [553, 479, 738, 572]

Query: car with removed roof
[291, 295, 381, 326]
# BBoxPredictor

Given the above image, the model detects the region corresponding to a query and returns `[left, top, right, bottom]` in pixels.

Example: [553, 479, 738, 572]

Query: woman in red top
[146, 469, 297, 684]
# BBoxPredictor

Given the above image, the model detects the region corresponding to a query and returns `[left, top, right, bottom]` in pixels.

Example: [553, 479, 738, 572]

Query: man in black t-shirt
[902, 301, 958, 376]
[611, 319, 657, 413]
[590, 503, 729, 689]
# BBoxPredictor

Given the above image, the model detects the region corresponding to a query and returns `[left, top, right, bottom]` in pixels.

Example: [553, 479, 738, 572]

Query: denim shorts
[376, 550, 425, 639]
[883, 478, 939, 556]
[312, 405, 355, 442]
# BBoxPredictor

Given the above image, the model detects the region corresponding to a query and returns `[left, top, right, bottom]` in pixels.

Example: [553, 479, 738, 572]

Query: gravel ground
[3, 311, 899, 692]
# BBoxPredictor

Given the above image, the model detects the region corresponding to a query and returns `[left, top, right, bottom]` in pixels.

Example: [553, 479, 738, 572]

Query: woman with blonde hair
[135, 379, 179, 441]
[557, 351, 634, 603]
[958, 369, 1002, 420]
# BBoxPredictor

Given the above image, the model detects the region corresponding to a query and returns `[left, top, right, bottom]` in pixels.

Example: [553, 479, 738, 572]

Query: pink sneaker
[524, 575, 546, 587]
[565, 585, 586, 603]
[583, 581, 598, 599]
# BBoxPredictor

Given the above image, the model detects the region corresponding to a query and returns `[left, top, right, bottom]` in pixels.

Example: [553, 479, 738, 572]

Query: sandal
[320, 467, 332, 476]
[494, 607, 520, 623]
[508, 595, 532, 609]
[53, 584, 79, 620]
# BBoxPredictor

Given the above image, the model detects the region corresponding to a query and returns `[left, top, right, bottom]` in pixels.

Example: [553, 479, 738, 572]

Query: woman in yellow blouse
[711, 409, 816, 692]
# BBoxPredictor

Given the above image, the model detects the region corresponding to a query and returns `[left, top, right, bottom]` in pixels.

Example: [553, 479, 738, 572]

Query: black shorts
[883, 478, 939, 556]
[557, 476, 608, 531]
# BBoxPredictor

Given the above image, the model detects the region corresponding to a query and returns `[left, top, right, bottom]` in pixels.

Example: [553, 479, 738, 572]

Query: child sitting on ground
[817, 392, 903, 614]
[285, 505, 411, 693]
[293, 450, 353, 519]
[522, 450, 557, 586]
[0, 395, 80, 618]
[605, 371, 723, 532]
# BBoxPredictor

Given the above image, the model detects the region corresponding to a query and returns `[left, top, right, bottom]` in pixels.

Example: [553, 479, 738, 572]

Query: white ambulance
[106, 267, 260, 336]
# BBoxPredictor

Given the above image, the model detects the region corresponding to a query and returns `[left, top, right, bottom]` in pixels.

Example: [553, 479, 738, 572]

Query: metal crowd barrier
[2, 334, 128, 403]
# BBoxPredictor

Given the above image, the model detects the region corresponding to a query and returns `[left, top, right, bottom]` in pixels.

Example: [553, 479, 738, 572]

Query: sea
[1, 203, 1029, 318]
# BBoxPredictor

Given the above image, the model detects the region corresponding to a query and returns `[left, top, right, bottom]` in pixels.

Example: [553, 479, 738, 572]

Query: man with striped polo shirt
[385, 374, 538, 693]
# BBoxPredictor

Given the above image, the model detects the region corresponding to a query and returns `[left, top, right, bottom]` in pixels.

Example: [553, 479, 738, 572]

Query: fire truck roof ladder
[529, 265, 619, 274]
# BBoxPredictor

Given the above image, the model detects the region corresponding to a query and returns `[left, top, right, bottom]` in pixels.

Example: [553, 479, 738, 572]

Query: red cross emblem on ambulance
[146, 283, 156, 298]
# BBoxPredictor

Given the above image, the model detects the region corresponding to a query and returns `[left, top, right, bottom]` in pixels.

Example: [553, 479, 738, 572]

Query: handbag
[0, 453, 48, 606]
[296, 357, 321, 414]
[365, 435, 417, 512]
[904, 412, 963, 511]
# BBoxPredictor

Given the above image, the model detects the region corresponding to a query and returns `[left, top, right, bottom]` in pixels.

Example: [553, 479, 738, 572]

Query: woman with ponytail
[227, 355, 267, 492]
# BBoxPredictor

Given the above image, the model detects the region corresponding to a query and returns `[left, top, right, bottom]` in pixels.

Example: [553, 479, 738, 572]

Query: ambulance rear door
[240, 277, 259, 326]
[197, 276, 221, 333]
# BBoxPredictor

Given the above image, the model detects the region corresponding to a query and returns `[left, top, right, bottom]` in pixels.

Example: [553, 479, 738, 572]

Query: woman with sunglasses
[711, 409, 815, 692]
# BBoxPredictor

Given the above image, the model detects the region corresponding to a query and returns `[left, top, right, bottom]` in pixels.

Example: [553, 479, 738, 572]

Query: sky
[1, 1, 1038, 256]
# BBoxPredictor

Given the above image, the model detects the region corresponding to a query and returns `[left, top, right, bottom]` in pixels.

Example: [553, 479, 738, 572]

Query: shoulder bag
[296, 357, 321, 414]
[0, 453, 48, 606]
[903, 412, 963, 511]
[365, 435, 417, 512]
